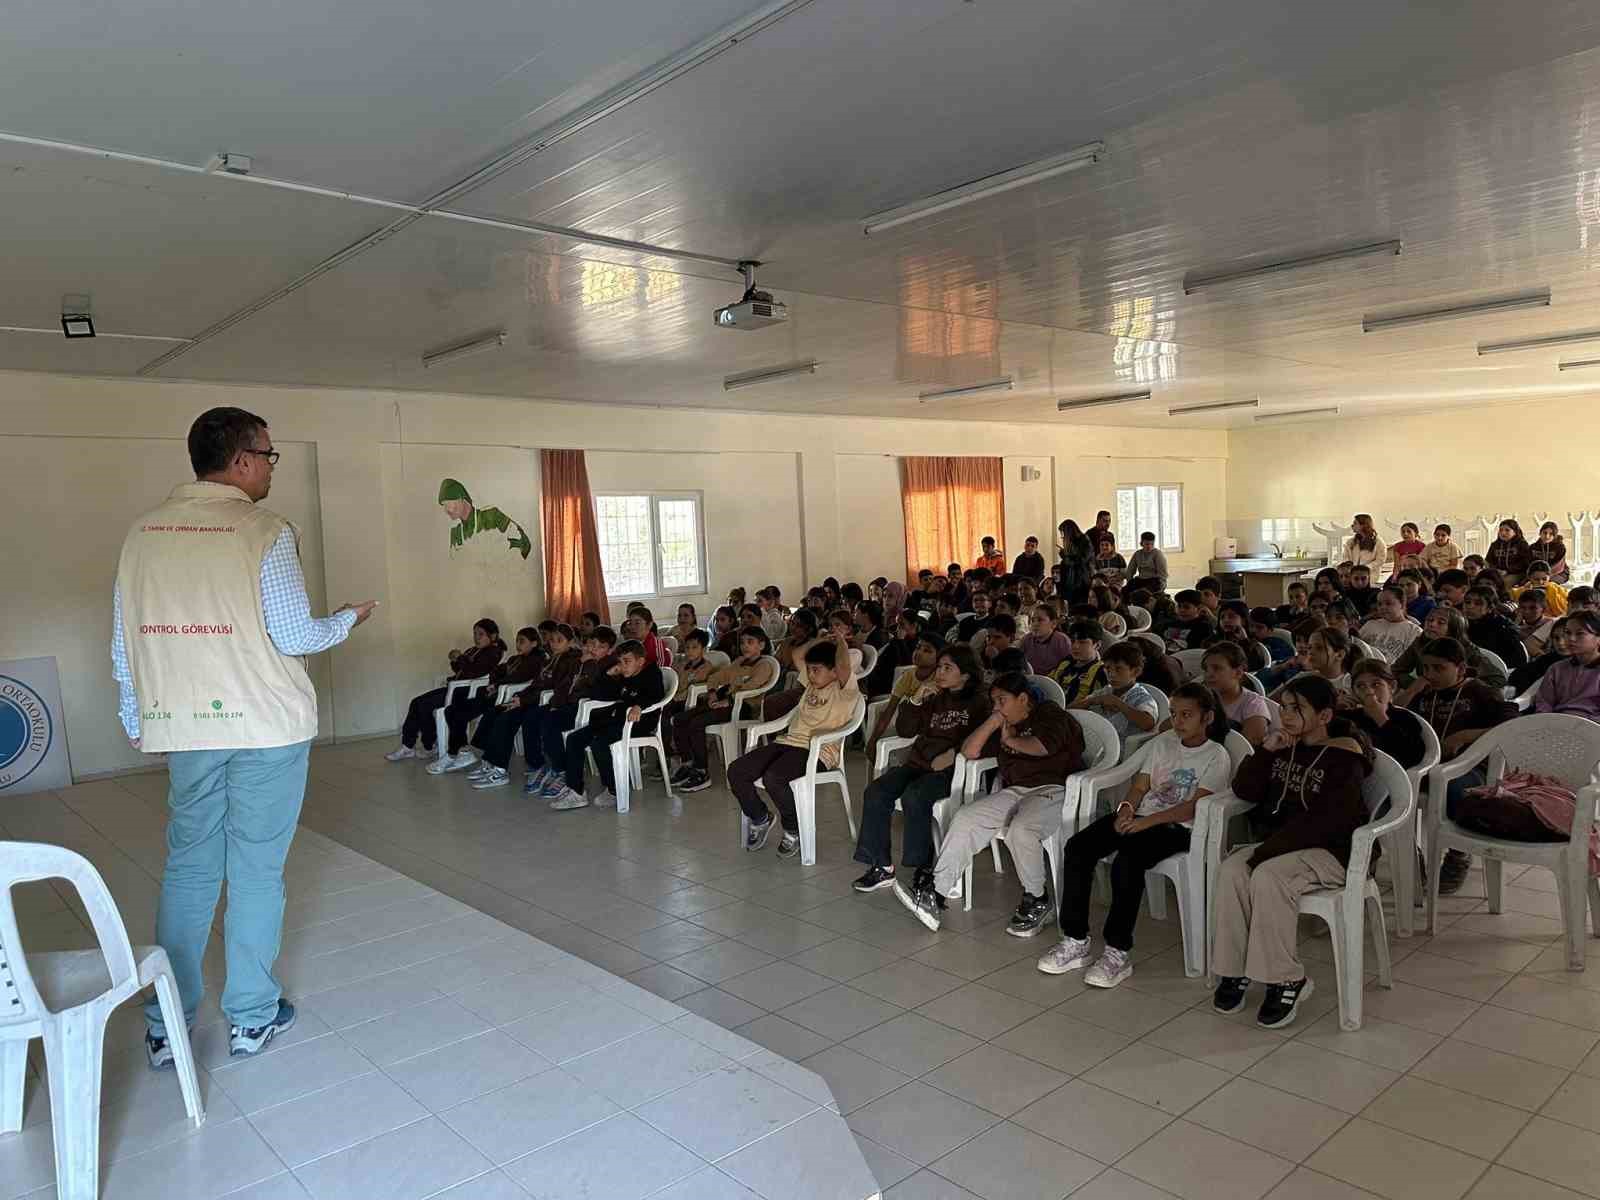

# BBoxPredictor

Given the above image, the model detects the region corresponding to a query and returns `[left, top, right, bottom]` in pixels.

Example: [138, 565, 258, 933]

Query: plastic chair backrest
[1240, 673, 1266, 696]
[0, 842, 139, 1026]
[654, 665, 679, 709]
[705, 650, 731, 668]
[1145, 686, 1171, 724]
[1474, 713, 1600, 790]
[1130, 631, 1165, 654]
[1174, 648, 1207, 680]
[1475, 647, 1509, 679]
[955, 612, 975, 623]
[1126, 605, 1151, 631]
[1224, 730, 1254, 773]
[891, 664, 915, 689]
[1099, 613, 1127, 642]
[857, 645, 878, 677]
[1067, 709, 1122, 772]
[1362, 750, 1415, 826]
[1031, 675, 1068, 708]
[659, 635, 679, 654]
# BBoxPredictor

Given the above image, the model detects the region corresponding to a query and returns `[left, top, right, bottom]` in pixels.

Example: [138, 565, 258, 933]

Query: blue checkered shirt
[112, 525, 356, 740]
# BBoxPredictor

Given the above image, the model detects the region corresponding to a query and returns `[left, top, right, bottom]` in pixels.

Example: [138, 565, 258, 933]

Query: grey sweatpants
[1212, 846, 1345, 984]
[933, 784, 1065, 899]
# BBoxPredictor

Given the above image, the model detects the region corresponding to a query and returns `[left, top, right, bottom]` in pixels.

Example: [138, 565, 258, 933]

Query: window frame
[592, 489, 709, 601]
[1114, 482, 1185, 554]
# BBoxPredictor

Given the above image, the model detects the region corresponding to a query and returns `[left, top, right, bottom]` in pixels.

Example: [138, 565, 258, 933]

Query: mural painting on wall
[437, 478, 532, 559]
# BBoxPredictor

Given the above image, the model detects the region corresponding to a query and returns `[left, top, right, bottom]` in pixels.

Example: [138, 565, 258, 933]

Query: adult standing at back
[1057, 518, 1094, 604]
[112, 407, 377, 1067]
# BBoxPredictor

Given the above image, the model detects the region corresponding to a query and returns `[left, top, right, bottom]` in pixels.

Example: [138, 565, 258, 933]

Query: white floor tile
[1189, 1077, 1349, 1162]
[501, 1111, 703, 1200]
[843, 1011, 983, 1076]
[1306, 1118, 1490, 1200]
[799, 1045, 912, 1114]
[501, 993, 658, 1063]
[1409, 1038, 1569, 1111]
[931, 1120, 1102, 1200]
[635, 1064, 818, 1159]
[338, 997, 491, 1067]
[914, 981, 1044, 1041]
[562, 1024, 731, 1109]
[1499, 1116, 1600, 1198]
[247, 1072, 427, 1167]
[1451, 1004, 1598, 1070]
[719, 1109, 885, 1200]
[1081, 1043, 1231, 1116]
[847, 1081, 1000, 1165]
[97, 1117, 286, 1200]
[1010, 1077, 1172, 1164]
[989, 1009, 1134, 1076]
[921, 1045, 1069, 1119]
[209, 1034, 373, 1115]
[1119, 1119, 1295, 1200]
[778, 984, 904, 1041]
[1361, 1076, 1532, 1159]
[290, 1115, 492, 1200]
[437, 1068, 619, 1164]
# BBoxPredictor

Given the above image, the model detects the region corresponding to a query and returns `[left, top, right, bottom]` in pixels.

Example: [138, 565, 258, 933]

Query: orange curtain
[899, 456, 1005, 585]
[540, 449, 610, 624]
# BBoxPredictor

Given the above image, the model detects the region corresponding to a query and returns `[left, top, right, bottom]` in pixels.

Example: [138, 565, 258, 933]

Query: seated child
[728, 633, 860, 859]
[434, 625, 544, 773]
[1397, 569, 1435, 623]
[1462, 553, 1485, 580]
[980, 614, 1018, 671]
[1202, 642, 1273, 747]
[1508, 616, 1572, 696]
[1134, 636, 1183, 694]
[1038, 683, 1231, 987]
[894, 672, 1085, 934]
[1249, 608, 1293, 663]
[1074, 641, 1160, 748]
[1051, 620, 1108, 705]
[1165, 590, 1218, 650]
[957, 592, 994, 641]
[1023, 602, 1072, 676]
[548, 636, 666, 811]
[866, 631, 942, 755]
[1211, 676, 1374, 1028]
[1463, 586, 1529, 668]
[1421, 524, 1462, 572]
[1217, 601, 1271, 671]
[1515, 561, 1569, 618]
[1345, 658, 1427, 769]
[711, 605, 741, 658]
[1344, 564, 1379, 620]
[851, 644, 990, 892]
[526, 627, 616, 796]
[759, 586, 791, 642]
[1533, 611, 1600, 723]
[669, 604, 702, 647]
[1358, 586, 1423, 663]
[1390, 522, 1426, 569]
[1515, 588, 1556, 659]
[672, 627, 777, 792]
[1257, 617, 1323, 693]
[1274, 581, 1311, 628]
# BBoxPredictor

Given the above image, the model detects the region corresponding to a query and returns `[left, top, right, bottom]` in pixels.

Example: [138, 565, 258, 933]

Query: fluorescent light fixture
[421, 330, 505, 368]
[918, 376, 1013, 401]
[1362, 289, 1551, 334]
[1056, 390, 1150, 412]
[1183, 239, 1401, 295]
[1168, 397, 1260, 416]
[61, 292, 94, 338]
[864, 142, 1104, 236]
[1558, 357, 1600, 372]
[1254, 406, 1341, 423]
[723, 359, 819, 390]
[1478, 328, 1600, 356]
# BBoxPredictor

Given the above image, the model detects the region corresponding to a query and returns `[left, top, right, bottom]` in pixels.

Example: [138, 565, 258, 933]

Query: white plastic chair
[1389, 715, 1441, 937]
[1173, 648, 1207, 681]
[1240, 673, 1266, 696]
[1475, 647, 1510, 681]
[960, 710, 1123, 913]
[865, 666, 917, 748]
[1130, 631, 1166, 657]
[2, 843, 204, 1199]
[432, 674, 491, 755]
[685, 656, 783, 777]
[659, 635, 679, 655]
[1506, 676, 1541, 711]
[739, 694, 867, 866]
[1099, 612, 1128, 642]
[1126, 605, 1151, 632]
[855, 645, 878, 681]
[1425, 714, 1600, 969]
[863, 736, 966, 855]
[611, 667, 679, 814]
[703, 650, 731, 669]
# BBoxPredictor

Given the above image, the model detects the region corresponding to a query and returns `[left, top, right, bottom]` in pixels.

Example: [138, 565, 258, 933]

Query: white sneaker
[593, 789, 617, 809]
[1084, 947, 1133, 989]
[1036, 936, 1093, 976]
[549, 789, 590, 811]
[443, 751, 478, 773]
[384, 746, 416, 762]
[416, 746, 439, 761]
[471, 767, 510, 790]
[466, 762, 494, 780]
[425, 752, 459, 775]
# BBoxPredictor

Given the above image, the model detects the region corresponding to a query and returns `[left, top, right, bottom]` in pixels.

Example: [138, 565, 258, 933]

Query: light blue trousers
[144, 740, 310, 1035]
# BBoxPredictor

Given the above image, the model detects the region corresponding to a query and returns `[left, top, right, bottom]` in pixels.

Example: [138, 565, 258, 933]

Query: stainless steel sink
[1210, 557, 1327, 574]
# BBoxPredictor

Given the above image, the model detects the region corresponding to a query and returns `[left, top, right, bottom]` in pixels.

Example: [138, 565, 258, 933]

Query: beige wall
[1224, 396, 1600, 560]
[0, 369, 1226, 780]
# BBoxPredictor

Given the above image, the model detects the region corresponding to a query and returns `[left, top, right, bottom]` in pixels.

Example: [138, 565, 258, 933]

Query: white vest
[116, 482, 319, 752]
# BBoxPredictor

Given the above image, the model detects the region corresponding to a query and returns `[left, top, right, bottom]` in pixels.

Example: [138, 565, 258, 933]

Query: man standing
[113, 407, 376, 1066]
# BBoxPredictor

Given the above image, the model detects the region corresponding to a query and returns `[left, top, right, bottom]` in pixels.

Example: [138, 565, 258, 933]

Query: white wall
[0, 369, 1227, 780]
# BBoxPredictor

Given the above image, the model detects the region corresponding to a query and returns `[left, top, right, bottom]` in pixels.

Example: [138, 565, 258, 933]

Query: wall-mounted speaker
[1020, 465, 1041, 482]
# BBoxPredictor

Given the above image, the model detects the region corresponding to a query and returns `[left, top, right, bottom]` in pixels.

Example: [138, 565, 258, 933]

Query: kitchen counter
[1209, 557, 1327, 607]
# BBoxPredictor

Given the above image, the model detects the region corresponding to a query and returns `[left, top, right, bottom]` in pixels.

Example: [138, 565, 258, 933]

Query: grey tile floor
[7, 735, 1600, 1199]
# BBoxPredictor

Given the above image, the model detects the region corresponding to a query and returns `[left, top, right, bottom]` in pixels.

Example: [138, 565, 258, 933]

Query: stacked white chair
[1, 843, 205, 1200]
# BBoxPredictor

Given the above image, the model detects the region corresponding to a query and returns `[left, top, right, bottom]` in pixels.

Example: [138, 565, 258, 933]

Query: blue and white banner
[0, 657, 71, 796]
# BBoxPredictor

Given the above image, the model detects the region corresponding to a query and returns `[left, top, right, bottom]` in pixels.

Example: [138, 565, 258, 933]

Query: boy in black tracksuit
[553, 639, 666, 809]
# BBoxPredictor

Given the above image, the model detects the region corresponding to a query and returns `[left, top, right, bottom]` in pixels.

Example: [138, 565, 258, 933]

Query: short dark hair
[1518, 589, 1548, 609]
[552, 623, 576, 641]
[684, 628, 710, 647]
[1528, 560, 1551, 574]
[1175, 589, 1202, 607]
[588, 626, 619, 647]
[857, 600, 883, 628]
[1103, 641, 1144, 669]
[981, 536, 996, 546]
[1067, 619, 1102, 642]
[188, 406, 268, 476]
[989, 613, 1018, 638]
[1196, 576, 1221, 594]
[803, 640, 840, 669]
[1436, 569, 1470, 591]
[615, 639, 646, 659]
[581, 611, 602, 625]
[1466, 586, 1498, 606]
[738, 626, 772, 654]
[990, 648, 1027, 674]
[1140, 531, 1156, 542]
[1420, 635, 1467, 665]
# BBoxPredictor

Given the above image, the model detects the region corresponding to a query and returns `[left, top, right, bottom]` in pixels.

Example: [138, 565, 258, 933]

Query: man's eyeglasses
[244, 449, 281, 466]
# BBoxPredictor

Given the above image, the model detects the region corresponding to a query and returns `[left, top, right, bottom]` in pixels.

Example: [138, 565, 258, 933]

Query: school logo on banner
[0, 658, 72, 796]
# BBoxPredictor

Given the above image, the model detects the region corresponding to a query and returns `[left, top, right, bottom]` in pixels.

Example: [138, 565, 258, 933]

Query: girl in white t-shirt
[1037, 683, 1233, 989]
[1202, 642, 1273, 748]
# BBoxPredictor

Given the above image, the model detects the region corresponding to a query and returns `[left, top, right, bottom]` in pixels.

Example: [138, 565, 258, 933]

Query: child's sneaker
[593, 789, 618, 809]
[1256, 977, 1313, 1029]
[680, 768, 713, 793]
[1036, 935, 1093, 976]
[538, 775, 570, 798]
[852, 865, 896, 893]
[1212, 975, 1250, 1014]
[669, 762, 696, 785]
[1084, 947, 1133, 989]
[777, 832, 800, 860]
[549, 788, 590, 811]
[893, 872, 943, 932]
[471, 767, 510, 789]
[384, 746, 416, 762]
[745, 816, 774, 851]
[1006, 892, 1053, 937]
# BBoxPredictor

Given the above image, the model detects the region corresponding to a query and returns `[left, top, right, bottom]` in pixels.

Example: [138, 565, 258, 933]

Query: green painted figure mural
[437, 478, 532, 559]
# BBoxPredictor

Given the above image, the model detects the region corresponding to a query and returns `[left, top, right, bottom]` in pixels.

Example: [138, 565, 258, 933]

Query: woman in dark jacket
[1057, 519, 1094, 605]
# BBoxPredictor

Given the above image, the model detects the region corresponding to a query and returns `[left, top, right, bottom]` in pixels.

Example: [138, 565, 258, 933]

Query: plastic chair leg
[1324, 909, 1359, 1032]
[1145, 880, 1169, 921]
[796, 782, 817, 867]
[1042, 834, 1063, 916]
[1179, 869, 1206, 978]
[43, 1007, 107, 1200]
[611, 743, 631, 814]
[1424, 838, 1447, 935]
[1366, 893, 1392, 989]
[1384, 829, 1414, 938]
[630, 747, 642, 790]
[962, 861, 973, 912]
[153, 968, 205, 1125]
[653, 741, 676, 799]
[1563, 850, 1590, 971]
[0, 1039, 25, 1134]
[1485, 858, 1503, 914]
[990, 841, 1004, 874]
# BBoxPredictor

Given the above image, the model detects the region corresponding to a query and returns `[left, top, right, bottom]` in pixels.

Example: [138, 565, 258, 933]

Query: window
[593, 492, 706, 599]
[1115, 483, 1184, 553]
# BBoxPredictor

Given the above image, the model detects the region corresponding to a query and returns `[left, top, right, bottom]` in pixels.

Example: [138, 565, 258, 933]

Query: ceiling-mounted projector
[713, 260, 788, 330]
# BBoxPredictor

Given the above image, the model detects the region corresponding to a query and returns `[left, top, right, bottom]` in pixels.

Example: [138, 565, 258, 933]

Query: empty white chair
[1507, 676, 1541, 711]
[739, 694, 866, 866]
[1425, 714, 1600, 969]
[2, 843, 205, 1200]
[610, 666, 680, 813]
[1099, 612, 1128, 643]
[855, 644, 878, 680]
[961, 709, 1122, 912]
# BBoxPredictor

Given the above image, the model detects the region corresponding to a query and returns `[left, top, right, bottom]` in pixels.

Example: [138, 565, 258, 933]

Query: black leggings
[400, 687, 448, 749]
[1058, 813, 1190, 952]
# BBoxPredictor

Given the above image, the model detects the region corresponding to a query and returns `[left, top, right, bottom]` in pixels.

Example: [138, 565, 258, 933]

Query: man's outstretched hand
[337, 601, 380, 626]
